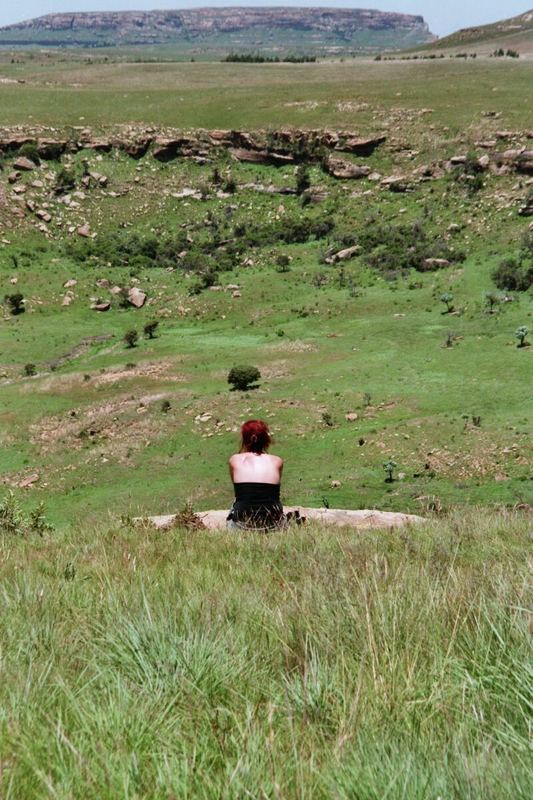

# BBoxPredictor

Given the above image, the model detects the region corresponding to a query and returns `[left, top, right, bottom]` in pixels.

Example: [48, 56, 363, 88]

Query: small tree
[227, 365, 261, 391]
[23, 363, 37, 377]
[124, 329, 138, 348]
[383, 459, 397, 483]
[144, 320, 159, 339]
[440, 292, 454, 313]
[515, 325, 529, 348]
[484, 291, 500, 314]
[295, 165, 311, 196]
[5, 292, 25, 315]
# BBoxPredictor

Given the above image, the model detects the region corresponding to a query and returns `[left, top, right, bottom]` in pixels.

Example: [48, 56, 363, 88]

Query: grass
[0, 509, 530, 798]
[0, 58, 532, 129]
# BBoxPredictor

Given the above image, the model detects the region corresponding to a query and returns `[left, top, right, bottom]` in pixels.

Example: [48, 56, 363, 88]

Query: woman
[227, 419, 284, 530]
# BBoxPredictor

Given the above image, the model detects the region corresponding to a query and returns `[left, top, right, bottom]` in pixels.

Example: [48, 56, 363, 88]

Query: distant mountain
[422, 9, 533, 54]
[0, 7, 435, 54]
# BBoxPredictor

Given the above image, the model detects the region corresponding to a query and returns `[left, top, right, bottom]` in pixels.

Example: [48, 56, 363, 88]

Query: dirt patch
[49, 334, 114, 369]
[30, 392, 170, 459]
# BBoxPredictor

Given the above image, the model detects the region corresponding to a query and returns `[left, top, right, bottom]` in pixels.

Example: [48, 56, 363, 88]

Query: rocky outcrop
[0, 8, 435, 50]
[324, 157, 371, 180]
[141, 507, 425, 531]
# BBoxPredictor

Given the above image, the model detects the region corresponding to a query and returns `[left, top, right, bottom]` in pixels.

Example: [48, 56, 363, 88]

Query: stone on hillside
[232, 290, 242, 298]
[36, 209, 52, 223]
[12, 185, 26, 194]
[345, 412, 359, 422]
[229, 147, 294, 166]
[423, 258, 450, 270]
[18, 473, 39, 488]
[13, 156, 37, 171]
[325, 245, 361, 264]
[96, 278, 110, 289]
[325, 157, 371, 179]
[84, 138, 112, 152]
[124, 138, 153, 159]
[339, 135, 386, 156]
[77, 224, 91, 238]
[381, 176, 411, 192]
[478, 155, 490, 170]
[110, 285, 122, 295]
[91, 301, 111, 311]
[62, 293, 74, 306]
[331, 480, 342, 488]
[128, 287, 147, 308]
[7, 171, 20, 183]
[36, 138, 68, 158]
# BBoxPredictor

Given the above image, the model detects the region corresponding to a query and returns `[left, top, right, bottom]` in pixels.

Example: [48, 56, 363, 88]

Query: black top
[230, 482, 284, 529]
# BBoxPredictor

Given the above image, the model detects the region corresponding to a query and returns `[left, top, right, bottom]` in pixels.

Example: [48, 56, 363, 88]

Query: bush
[5, 292, 25, 315]
[492, 257, 533, 292]
[144, 321, 159, 339]
[295, 165, 311, 196]
[0, 492, 53, 536]
[23, 363, 37, 377]
[55, 167, 76, 194]
[227, 365, 261, 391]
[124, 329, 138, 348]
[515, 326, 529, 348]
[18, 142, 40, 164]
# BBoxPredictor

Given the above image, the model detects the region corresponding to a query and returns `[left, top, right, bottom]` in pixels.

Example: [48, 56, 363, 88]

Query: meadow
[0, 49, 532, 798]
[0, 510, 531, 798]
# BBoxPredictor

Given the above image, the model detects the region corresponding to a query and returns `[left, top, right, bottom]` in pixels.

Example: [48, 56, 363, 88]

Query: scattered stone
[91, 301, 111, 311]
[232, 290, 242, 298]
[36, 209, 52, 223]
[96, 278, 110, 289]
[7, 171, 20, 183]
[13, 156, 37, 171]
[345, 412, 359, 422]
[325, 157, 371, 179]
[325, 245, 361, 264]
[62, 293, 74, 306]
[18, 473, 39, 488]
[128, 287, 147, 308]
[423, 258, 450, 270]
[63, 279, 77, 289]
[77, 224, 91, 238]
[330, 480, 342, 488]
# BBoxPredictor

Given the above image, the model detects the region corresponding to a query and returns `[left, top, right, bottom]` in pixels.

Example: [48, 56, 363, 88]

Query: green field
[0, 56, 532, 526]
[0, 51, 532, 799]
[0, 510, 531, 797]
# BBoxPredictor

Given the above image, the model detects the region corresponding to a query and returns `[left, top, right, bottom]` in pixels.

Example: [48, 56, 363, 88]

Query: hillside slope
[0, 7, 435, 54]
[423, 9, 533, 55]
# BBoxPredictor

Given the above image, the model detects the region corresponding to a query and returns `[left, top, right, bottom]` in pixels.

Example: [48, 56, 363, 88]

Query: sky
[0, 1, 530, 37]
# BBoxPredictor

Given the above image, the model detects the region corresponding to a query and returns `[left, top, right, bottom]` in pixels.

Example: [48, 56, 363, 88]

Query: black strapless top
[229, 482, 284, 529]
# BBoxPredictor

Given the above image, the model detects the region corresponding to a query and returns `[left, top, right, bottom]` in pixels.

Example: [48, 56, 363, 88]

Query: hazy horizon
[0, 1, 530, 38]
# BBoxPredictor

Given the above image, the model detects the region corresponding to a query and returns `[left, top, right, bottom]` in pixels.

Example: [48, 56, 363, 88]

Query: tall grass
[0, 510, 531, 798]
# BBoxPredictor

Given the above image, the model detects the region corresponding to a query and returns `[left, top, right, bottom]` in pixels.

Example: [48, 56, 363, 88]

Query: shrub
[295, 165, 311, 196]
[484, 291, 500, 313]
[492, 257, 533, 292]
[144, 321, 159, 339]
[5, 292, 25, 315]
[515, 326, 529, 348]
[124, 329, 138, 348]
[440, 292, 454, 313]
[55, 167, 76, 194]
[23, 363, 37, 377]
[161, 399, 171, 413]
[227, 365, 261, 391]
[18, 142, 40, 164]
[0, 492, 53, 536]
[383, 459, 397, 483]
[275, 254, 291, 272]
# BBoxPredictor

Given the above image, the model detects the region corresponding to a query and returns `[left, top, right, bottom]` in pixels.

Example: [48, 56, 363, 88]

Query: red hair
[240, 419, 272, 454]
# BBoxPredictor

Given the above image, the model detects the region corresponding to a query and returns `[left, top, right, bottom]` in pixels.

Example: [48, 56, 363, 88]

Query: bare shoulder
[271, 454, 284, 466]
[228, 453, 240, 465]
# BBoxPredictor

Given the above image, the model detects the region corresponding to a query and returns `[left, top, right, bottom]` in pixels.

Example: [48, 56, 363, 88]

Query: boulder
[381, 176, 411, 192]
[36, 138, 68, 158]
[229, 147, 294, 166]
[128, 287, 147, 308]
[338, 135, 386, 156]
[96, 278, 110, 289]
[36, 209, 52, 223]
[82, 138, 112, 152]
[7, 171, 20, 183]
[345, 412, 359, 422]
[13, 157, 36, 171]
[62, 293, 74, 306]
[91, 301, 111, 312]
[124, 138, 153, 159]
[423, 258, 450, 270]
[63, 278, 77, 289]
[77, 224, 91, 238]
[325, 245, 361, 264]
[325, 157, 370, 179]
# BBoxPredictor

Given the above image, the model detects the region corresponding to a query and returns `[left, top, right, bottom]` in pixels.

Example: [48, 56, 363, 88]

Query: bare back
[229, 452, 283, 485]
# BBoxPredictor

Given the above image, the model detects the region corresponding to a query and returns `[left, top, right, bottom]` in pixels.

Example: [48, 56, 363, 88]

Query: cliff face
[0, 7, 435, 50]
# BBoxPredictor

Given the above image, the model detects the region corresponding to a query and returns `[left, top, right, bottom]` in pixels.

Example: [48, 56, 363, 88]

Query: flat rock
[140, 507, 425, 531]
[13, 156, 37, 171]
[325, 157, 371, 179]
[91, 301, 111, 312]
